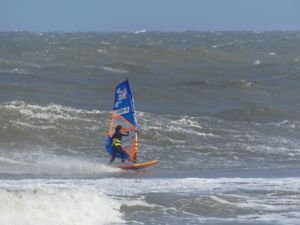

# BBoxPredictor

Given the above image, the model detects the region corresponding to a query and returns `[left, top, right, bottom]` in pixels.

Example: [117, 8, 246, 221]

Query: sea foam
[0, 188, 123, 225]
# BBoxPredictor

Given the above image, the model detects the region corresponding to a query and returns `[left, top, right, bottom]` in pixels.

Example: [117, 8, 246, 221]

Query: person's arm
[121, 131, 130, 136]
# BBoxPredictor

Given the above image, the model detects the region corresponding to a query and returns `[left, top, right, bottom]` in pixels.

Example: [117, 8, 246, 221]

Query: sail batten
[105, 80, 138, 162]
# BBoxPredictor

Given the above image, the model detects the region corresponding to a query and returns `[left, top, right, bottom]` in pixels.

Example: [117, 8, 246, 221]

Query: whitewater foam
[141, 113, 216, 138]
[1, 177, 299, 224]
[96, 49, 107, 54]
[101, 66, 128, 73]
[252, 59, 261, 65]
[0, 151, 119, 175]
[2, 177, 299, 197]
[0, 188, 123, 225]
[1, 101, 103, 123]
[0, 68, 28, 74]
[13, 121, 56, 130]
[134, 29, 146, 34]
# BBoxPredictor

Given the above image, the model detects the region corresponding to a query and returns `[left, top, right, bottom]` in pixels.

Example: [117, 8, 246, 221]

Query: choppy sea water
[0, 31, 300, 225]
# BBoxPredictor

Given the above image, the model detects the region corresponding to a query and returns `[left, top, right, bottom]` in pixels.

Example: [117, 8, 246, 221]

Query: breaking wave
[0, 187, 123, 225]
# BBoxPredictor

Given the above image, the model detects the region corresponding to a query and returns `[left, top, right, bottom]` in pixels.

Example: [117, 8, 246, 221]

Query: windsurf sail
[105, 80, 138, 162]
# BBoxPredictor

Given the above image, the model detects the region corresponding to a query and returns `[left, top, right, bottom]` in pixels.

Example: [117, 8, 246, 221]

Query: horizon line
[1, 29, 300, 33]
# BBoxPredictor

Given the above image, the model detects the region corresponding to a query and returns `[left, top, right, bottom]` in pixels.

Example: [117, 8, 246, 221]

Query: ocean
[0, 31, 300, 225]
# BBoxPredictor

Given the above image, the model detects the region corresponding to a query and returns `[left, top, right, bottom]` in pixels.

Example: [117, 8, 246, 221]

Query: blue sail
[113, 80, 137, 126]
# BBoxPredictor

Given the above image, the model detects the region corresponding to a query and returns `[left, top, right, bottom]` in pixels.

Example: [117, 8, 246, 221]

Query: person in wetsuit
[109, 125, 129, 164]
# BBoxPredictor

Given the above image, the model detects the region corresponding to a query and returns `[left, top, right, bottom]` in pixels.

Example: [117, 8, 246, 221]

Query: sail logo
[117, 87, 128, 101]
[116, 107, 130, 115]
[115, 87, 128, 108]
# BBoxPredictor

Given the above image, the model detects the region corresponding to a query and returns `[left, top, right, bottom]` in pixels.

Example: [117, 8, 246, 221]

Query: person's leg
[109, 147, 117, 164]
[120, 147, 125, 163]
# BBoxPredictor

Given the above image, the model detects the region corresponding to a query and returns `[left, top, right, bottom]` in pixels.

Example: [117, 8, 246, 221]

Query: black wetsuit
[109, 131, 129, 163]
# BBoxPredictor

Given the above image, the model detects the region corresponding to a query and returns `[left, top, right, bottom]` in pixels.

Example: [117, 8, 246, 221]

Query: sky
[0, 0, 300, 32]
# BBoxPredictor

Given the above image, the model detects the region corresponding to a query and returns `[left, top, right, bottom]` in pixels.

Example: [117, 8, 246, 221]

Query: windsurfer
[109, 125, 129, 164]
